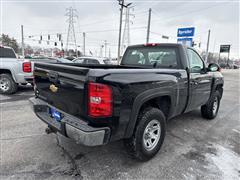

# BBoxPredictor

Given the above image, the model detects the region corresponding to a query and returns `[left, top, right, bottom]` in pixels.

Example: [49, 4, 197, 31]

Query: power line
[150, 31, 177, 39]
[151, 2, 231, 24]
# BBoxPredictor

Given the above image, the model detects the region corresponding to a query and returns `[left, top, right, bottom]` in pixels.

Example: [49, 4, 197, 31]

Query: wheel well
[139, 96, 171, 119]
[215, 84, 223, 98]
[0, 69, 12, 75]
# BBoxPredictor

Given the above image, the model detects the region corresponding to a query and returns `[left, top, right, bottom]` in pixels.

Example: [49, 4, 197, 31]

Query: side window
[187, 49, 204, 73]
[0, 48, 16, 58]
[87, 59, 100, 64]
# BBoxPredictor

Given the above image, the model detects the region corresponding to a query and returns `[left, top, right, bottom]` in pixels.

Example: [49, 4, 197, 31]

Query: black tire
[201, 91, 221, 120]
[124, 107, 166, 161]
[0, 74, 18, 94]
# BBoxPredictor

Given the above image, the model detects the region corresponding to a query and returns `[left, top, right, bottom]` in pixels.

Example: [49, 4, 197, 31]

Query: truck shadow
[55, 109, 209, 178]
[17, 85, 34, 93]
[0, 85, 34, 103]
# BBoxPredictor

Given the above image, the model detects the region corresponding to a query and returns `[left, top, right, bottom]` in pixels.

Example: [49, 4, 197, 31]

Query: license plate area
[49, 108, 63, 122]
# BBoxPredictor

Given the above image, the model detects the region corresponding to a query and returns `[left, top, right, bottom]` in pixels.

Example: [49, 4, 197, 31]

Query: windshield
[121, 47, 178, 68]
[0, 48, 16, 58]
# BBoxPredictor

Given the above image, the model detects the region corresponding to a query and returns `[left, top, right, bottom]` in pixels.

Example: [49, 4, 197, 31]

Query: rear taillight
[88, 82, 112, 118]
[23, 62, 32, 73]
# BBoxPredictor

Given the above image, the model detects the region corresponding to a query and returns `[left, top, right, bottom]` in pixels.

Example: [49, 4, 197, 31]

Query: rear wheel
[124, 107, 166, 161]
[201, 91, 221, 120]
[0, 74, 18, 94]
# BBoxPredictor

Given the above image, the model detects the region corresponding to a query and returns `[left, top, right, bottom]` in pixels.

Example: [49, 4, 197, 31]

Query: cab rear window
[0, 48, 16, 58]
[121, 47, 178, 68]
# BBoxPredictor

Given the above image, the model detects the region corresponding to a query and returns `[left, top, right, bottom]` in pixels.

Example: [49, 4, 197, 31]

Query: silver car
[73, 56, 111, 65]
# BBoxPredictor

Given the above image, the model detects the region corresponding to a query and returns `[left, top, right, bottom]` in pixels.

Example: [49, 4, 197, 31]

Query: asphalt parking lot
[0, 69, 239, 180]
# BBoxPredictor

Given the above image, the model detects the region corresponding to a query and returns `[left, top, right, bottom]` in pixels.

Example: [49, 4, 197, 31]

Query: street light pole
[83, 32, 86, 56]
[104, 40, 107, 57]
[205, 29, 211, 62]
[21, 25, 25, 57]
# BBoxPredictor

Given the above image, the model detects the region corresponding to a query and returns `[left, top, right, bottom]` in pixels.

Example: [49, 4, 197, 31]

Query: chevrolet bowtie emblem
[49, 84, 58, 93]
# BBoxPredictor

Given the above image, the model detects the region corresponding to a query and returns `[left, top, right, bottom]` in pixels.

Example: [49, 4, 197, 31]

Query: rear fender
[210, 74, 224, 99]
[124, 87, 175, 138]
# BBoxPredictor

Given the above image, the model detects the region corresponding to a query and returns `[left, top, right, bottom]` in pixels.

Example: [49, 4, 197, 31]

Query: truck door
[187, 48, 212, 110]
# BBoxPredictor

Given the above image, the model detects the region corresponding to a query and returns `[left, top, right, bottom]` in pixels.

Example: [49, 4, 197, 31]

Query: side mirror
[208, 63, 220, 72]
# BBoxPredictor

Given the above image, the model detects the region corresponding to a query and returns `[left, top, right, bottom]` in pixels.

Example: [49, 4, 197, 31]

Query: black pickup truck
[30, 43, 224, 161]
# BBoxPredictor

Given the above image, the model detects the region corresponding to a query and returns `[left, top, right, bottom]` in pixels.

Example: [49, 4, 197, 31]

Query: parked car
[30, 43, 224, 161]
[73, 56, 111, 64]
[29, 57, 73, 64]
[0, 45, 33, 94]
[233, 64, 239, 69]
[65, 56, 76, 61]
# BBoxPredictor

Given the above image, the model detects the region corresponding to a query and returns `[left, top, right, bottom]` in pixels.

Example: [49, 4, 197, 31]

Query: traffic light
[192, 41, 197, 47]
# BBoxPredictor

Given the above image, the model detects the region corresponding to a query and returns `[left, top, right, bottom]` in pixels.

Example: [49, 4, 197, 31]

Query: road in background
[0, 70, 239, 180]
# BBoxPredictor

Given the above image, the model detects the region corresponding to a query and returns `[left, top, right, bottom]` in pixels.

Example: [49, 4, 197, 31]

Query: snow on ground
[206, 144, 240, 180]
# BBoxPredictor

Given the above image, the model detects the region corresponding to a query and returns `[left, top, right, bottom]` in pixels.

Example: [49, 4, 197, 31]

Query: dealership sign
[177, 27, 195, 47]
[177, 27, 195, 37]
[220, 45, 231, 53]
[177, 38, 193, 47]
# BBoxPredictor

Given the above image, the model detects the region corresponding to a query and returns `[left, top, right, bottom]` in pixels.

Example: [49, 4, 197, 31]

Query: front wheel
[124, 108, 166, 161]
[201, 91, 221, 120]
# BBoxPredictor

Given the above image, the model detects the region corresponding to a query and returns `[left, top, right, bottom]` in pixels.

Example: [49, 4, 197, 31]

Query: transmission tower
[65, 7, 78, 54]
[121, 7, 134, 55]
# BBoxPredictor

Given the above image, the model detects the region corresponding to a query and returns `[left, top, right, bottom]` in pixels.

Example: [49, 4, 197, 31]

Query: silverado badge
[49, 84, 58, 93]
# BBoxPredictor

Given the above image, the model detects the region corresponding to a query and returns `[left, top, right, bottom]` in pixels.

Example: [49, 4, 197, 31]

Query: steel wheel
[143, 119, 161, 151]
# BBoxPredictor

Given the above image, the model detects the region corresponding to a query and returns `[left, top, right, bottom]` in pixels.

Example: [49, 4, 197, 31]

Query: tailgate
[34, 63, 89, 118]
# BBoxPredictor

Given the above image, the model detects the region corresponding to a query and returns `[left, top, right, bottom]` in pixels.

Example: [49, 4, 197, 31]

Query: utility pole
[109, 48, 111, 59]
[21, 25, 25, 57]
[146, 8, 152, 44]
[205, 29, 211, 62]
[121, 7, 134, 55]
[227, 45, 231, 66]
[100, 45, 104, 57]
[117, 0, 132, 64]
[104, 40, 107, 57]
[83, 32, 86, 56]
